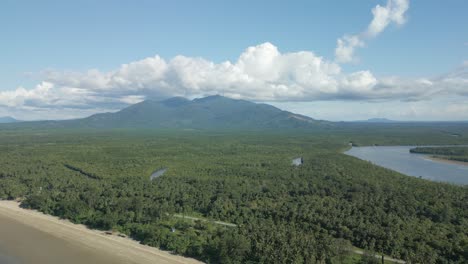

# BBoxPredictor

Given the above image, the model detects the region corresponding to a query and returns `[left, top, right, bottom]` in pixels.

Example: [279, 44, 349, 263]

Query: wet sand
[425, 156, 468, 166]
[0, 201, 202, 264]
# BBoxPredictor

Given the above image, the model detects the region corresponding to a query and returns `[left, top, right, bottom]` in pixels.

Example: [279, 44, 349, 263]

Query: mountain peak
[161, 97, 191, 107]
[193, 94, 226, 102]
[90, 95, 321, 129]
[3, 96, 323, 130]
[114, 95, 320, 129]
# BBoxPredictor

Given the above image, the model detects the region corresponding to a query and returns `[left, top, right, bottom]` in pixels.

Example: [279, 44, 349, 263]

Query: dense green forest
[410, 147, 468, 163]
[0, 128, 468, 263]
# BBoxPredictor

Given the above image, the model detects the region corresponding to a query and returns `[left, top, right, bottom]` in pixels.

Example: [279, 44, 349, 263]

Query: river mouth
[345, 145, 468, 185]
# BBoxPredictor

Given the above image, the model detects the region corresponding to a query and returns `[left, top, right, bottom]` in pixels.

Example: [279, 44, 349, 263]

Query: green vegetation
[0, 96, 323, 130]
[0, 129, 467, 263]
[410, 146, 468, 163]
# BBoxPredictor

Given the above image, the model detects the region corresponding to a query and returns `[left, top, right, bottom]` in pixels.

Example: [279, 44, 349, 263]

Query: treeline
[0, 130, 467, 263]
[410, 146, 468, 162]
[410, 146, 468, 156]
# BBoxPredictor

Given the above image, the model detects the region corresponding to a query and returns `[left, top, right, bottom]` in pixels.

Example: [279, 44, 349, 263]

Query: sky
[0, 0, 467, 121]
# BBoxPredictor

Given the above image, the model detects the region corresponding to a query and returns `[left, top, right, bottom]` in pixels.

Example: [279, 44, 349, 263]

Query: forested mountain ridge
[81, 95, 323, 129]
[1, 95, 327, 130]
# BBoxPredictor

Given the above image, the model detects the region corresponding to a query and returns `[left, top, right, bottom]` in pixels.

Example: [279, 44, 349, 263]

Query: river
[345, 146, 468, 185]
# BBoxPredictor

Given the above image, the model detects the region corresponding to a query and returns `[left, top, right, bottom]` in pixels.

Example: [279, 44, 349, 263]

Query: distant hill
[353, 118, 399, 123]
[3, 95, 328, 130]
[0, 116, 19, 123]
[350, 118, 468, 123]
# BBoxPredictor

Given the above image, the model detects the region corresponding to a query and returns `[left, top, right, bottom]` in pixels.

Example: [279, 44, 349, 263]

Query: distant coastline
[0, 201, 201, 264]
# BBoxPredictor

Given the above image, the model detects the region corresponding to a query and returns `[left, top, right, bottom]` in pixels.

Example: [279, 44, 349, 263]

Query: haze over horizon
[1, 0, 467, 121]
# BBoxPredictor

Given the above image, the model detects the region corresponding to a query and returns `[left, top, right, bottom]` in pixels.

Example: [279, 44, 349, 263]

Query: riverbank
[425, 156, 468, 166]
[0, 201, 202, 264]
[345, 145, 468, 185]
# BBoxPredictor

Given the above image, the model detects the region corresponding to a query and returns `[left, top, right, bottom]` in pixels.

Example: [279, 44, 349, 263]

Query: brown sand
[0, 201, 203, 264]
[425, 156, 468, 166]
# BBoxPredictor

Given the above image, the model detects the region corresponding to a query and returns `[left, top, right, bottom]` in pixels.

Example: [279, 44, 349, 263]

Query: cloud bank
[1, 0, 467, 120]
[1, 41, 468, 119]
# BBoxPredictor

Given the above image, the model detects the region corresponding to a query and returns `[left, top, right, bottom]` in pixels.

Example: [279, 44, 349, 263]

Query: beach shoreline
[425, 156, 468, 167]
[0, 200, 202, 264]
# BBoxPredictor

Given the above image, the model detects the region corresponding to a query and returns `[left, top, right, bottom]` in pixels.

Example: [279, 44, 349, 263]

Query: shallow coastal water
[0, 214, 122, 264]
[0, 201, 201, 264]
[345, 146, 468, 185]
[0, 248, 20, 264]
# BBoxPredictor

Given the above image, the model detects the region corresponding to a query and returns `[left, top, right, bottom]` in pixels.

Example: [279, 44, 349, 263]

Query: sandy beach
[0, 201, 203, 264]
[425, 156, 468, 167]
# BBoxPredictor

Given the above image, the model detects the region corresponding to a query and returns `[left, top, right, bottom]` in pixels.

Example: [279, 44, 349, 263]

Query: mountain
[4, 95, 326, 130]
[0, 116, 19, 123]
[79, 95, 323, 129]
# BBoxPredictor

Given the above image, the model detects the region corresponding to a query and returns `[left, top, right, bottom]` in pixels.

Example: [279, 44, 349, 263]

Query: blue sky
[1, 0, 467, 120]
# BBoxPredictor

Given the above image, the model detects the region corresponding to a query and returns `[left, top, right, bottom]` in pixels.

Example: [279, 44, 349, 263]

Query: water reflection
[345, 146, 468, 185]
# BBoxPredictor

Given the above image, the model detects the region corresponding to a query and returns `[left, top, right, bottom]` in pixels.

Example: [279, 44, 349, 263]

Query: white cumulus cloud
[335, 0, 410, 63]
[1, 42, 467, 120]
[38, 42, 347, 102]
[335, 36, 365, 64]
